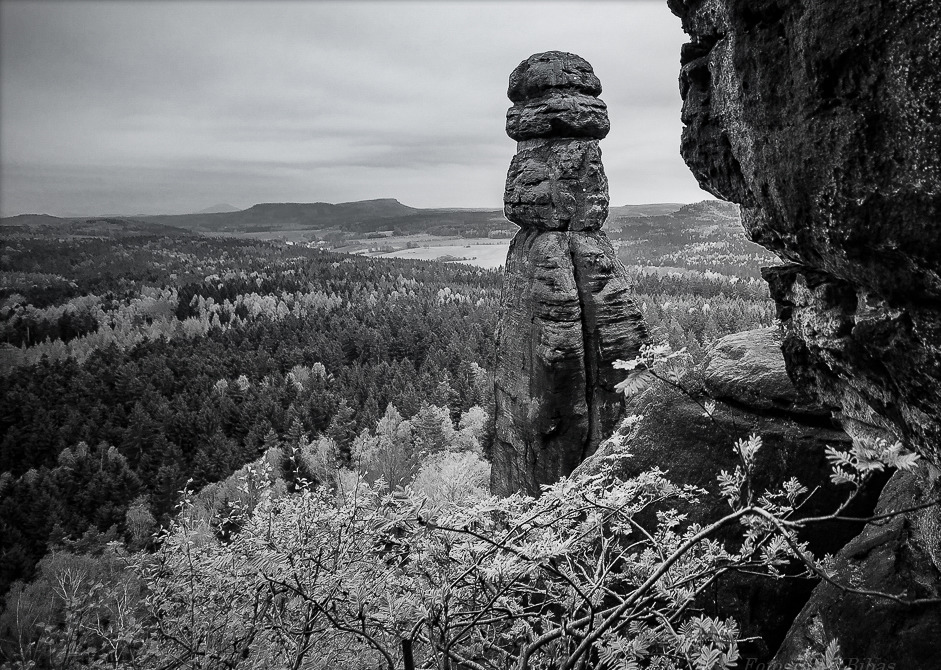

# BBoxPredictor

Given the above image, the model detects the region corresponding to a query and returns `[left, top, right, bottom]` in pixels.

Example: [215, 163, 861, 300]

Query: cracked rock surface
[773, 469, 941, 669]
[504, 139, 608, 231]
[491, 52, 647, 497]
[669, 0, 941, 469]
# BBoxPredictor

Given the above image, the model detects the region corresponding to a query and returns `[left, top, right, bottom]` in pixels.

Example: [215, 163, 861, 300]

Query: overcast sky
[0, 0, 708, 217]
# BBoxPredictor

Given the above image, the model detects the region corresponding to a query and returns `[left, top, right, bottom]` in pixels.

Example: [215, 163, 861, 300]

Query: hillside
[610, 199, 778, 279]
[138, 200, 693, 237]
[143, 201, 692, 236]
[141, 198, 424, 233]
[607, 202, 685, 218]
[137, 200, 699, 237]
[3, 201, 703, 239]
[608, 199, 742, 236]
[0, 204, 779, 667]
[0, 214, 197, 240]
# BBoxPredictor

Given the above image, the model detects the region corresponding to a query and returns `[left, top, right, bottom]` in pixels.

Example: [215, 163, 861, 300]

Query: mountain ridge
[2, 200, 727, 238]
[139, 198, 421, 233]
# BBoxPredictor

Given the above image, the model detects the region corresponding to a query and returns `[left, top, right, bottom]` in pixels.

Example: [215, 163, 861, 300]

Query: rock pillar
[491, 51, 648, 497]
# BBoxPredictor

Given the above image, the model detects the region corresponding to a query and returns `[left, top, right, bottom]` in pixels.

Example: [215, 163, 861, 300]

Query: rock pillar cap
[508, 51, 602, 103]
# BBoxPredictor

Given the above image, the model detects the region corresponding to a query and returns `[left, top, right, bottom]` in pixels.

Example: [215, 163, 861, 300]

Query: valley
[0, 197, 779, 667]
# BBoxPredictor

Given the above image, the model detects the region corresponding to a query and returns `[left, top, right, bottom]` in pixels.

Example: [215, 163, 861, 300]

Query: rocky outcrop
[577, 327, 884, 660]
[580, 328, 859, 534]
[504, 140, 608, 231]
[774, 469, 941, 669]
[668, 0, 941, 470]
[491, 52, 647, 497]
[668, 0, 941, 662]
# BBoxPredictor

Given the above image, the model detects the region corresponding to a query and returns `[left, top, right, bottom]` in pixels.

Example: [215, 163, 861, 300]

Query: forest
[0, 216, 782, 668]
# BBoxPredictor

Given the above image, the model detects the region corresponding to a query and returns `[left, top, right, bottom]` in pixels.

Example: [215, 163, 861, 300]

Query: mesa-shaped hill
[140, 198, 432, 234]
[196, 203, 241, 214]
[607, 202, 685, 218]
[608, 199, 742, 235]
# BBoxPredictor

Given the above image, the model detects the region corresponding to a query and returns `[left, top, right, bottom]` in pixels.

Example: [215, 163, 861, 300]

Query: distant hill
[608, 203, 685, 218]
[196, 203, 241, 214]
[608, 200, 742, 236]
[0, 214, 197, 239]
[131, 199, 704, 237]
[607, 199, 776, 279]
[672, 199, 741, 224]
[0, 214, 65, 227]
[2, 200, 714, 239]
[141, 198, 424, 233]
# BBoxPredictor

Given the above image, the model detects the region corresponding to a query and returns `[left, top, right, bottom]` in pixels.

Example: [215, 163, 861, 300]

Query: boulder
[507, 51, 602, 103]
[506, 93, 610, 141]
[703, 326, 823, 418]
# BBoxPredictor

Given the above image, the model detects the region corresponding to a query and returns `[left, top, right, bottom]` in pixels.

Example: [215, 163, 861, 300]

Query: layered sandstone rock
[491, 52, 647, 497]
[668, 0, 941, 663]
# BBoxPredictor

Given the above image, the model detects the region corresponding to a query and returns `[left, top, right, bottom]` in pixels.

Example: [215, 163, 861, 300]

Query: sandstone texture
[577, 328, 883, 661]
[669, 0, 941, 469]
[504, 140, 608, 231]
[506, 93, 610, 141]
[669, 0, 941, 662]
[507, 52, 601, 103]
[492, 52, 647, 496]
[703, 326, 823, 418]
[774, 469, 941, 669]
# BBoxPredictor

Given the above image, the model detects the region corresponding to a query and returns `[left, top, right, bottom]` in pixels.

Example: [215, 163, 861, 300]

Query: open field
[373, 240, 510, 268]
[213, 230, 513, 269]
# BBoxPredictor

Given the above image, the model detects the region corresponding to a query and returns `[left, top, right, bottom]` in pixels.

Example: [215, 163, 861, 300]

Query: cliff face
[668, 0, 941, 663]
[668, 0, 941, 470]
[491, 52, 648, 497]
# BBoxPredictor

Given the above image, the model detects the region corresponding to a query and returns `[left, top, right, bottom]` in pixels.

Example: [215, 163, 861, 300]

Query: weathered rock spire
[491, 51, 648, 497]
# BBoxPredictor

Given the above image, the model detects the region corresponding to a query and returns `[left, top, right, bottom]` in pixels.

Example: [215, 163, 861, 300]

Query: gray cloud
[0, 0, 708, 216]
